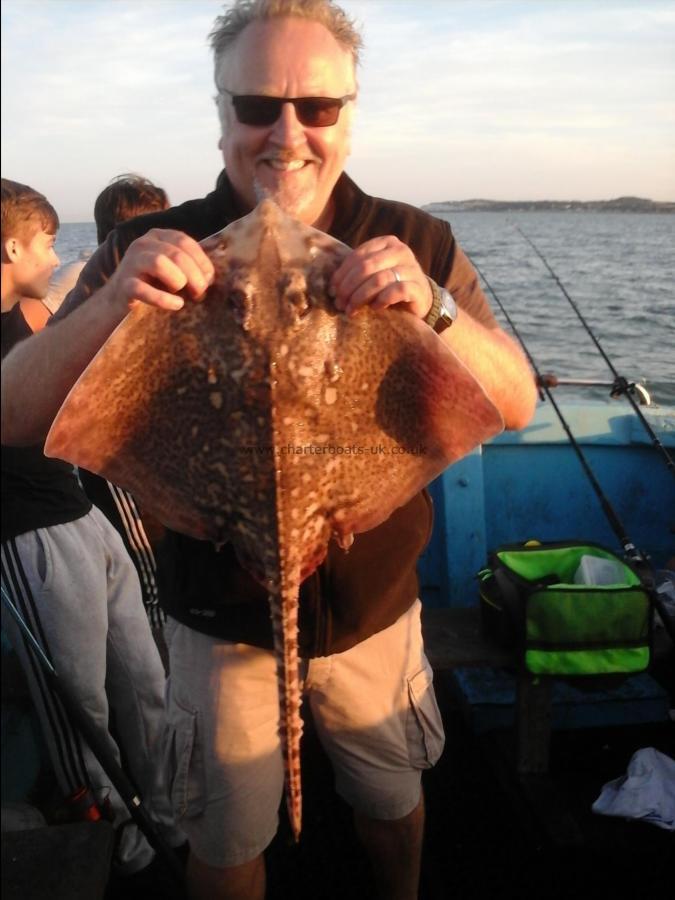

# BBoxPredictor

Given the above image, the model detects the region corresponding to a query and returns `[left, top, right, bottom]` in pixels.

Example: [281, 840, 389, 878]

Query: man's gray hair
[210, 0, 363, 72]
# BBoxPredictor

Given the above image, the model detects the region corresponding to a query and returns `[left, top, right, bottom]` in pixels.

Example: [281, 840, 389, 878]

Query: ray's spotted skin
[44, 200, 504, 839]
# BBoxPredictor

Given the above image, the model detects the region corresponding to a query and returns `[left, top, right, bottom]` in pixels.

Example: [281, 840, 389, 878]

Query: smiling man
[1, 3, 537, 899]
[214, 14, 356, 229]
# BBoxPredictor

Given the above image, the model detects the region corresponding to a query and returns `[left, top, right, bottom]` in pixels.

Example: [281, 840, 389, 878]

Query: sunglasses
[220, 90, 356, 128]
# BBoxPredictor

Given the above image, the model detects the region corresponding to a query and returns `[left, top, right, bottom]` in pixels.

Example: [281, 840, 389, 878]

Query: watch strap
[423, 278, 442, 329]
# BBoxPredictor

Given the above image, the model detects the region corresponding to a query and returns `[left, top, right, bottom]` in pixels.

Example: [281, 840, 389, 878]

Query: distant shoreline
[423, 197, 675, 214]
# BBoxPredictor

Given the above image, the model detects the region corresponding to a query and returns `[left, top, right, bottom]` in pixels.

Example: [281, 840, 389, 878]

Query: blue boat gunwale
[419, 399, 675, 609]
[488, 399, 675, 447]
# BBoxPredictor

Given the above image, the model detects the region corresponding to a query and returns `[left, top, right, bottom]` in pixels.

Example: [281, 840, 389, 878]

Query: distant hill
[423, 196, 675, 213]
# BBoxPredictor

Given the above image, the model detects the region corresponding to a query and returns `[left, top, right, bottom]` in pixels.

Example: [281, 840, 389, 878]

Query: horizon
[59, 193, 675, 225]
[426, 194, 675, 204]
[2, 0, 674, 222]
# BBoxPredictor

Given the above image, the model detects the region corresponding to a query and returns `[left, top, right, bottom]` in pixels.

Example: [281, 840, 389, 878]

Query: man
[0, 179, 184, 882]
[1, 3, 537, 899]
[76, 174, 171, 636]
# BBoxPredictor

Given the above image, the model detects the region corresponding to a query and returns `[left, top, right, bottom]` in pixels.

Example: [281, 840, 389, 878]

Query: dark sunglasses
[219, 89, 356, 127]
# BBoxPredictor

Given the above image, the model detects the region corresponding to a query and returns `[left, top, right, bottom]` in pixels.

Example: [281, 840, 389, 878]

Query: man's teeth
[267, 159, 306, 171]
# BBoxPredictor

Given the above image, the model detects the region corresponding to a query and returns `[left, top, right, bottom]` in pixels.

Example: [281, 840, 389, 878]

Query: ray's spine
[270, 346, 304, 842]
[269, 576, 303, 841]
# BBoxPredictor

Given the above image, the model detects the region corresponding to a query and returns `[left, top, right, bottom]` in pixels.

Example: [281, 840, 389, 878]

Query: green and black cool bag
[478, 541, 651, 676]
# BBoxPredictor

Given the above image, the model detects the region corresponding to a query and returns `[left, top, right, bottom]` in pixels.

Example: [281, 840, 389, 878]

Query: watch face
[439, 289, 457, 322]
[433, 288, 456, 334]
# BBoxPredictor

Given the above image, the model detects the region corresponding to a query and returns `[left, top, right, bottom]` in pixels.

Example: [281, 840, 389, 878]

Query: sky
[2, 0, 674, 222]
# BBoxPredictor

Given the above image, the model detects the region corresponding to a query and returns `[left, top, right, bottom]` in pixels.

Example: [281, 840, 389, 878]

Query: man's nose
[269, 101, 306, 146]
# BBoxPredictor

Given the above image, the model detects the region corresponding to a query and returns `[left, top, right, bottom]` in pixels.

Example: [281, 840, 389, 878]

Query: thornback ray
[44, 200, 504, 840]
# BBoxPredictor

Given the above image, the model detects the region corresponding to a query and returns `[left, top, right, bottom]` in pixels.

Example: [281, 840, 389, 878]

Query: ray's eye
[288, 291, 310, 316]
[279, 271, 310, 318]
[227, 288, 249, 322]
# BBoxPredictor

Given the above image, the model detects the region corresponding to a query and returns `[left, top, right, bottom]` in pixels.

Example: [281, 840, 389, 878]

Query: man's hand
[106, 228, 215, 313]
[329, 235, 433, 320]
[1, 229, 217, 447]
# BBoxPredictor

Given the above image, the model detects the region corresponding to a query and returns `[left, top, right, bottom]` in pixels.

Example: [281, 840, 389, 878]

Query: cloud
[2, 0, 673, 218]
[1, 1, 221, 219]
[343, 0, 675, 200]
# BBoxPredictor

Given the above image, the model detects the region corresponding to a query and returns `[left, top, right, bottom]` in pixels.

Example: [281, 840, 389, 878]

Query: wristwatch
[424, 278, 458, 334]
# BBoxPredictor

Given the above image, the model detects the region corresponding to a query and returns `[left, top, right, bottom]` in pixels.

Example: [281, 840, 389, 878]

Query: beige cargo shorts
[163, 599, 445, 867]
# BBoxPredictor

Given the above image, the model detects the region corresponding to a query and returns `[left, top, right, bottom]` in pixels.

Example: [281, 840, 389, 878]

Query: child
[1, 178, 60, 335]
[1, 178, 184, 887]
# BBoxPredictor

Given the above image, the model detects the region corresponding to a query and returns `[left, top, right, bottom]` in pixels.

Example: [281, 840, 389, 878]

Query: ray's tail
[269, 581, 303, 841]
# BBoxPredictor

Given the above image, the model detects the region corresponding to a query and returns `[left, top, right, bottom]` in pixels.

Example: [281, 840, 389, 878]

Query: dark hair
[1, 178, 59, 243]
[94, 173, 169, 244]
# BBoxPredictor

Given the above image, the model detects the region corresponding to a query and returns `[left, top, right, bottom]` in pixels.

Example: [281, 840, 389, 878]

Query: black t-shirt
[52, 172, 497, 655]
[1, 304, 91, 541]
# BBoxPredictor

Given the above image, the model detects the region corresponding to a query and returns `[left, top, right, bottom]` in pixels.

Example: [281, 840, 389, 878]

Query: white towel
[592, 747, 675, 831]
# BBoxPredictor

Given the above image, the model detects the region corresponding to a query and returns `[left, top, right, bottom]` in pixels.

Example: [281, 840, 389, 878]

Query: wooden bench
[421, 606, 671, 775]
[422, 605, 672, 846]
[421, 606, 554, 774]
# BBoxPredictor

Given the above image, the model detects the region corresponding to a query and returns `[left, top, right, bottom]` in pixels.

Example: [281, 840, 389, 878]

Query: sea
[55, 211, 675, 406]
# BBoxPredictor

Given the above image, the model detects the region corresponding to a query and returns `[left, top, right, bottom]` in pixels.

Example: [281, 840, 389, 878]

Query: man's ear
[2, 237, 20, 264]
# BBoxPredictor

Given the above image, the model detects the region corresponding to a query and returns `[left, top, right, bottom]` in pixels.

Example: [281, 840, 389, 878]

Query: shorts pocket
[33, 529, 53, 590]
[165, 696, 206, 819]
[406, 664, 445, 769]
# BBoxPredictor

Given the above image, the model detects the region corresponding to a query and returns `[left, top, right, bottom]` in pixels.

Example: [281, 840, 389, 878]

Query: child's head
[1, 178, 60, 304]
[94, 173, 169, 244]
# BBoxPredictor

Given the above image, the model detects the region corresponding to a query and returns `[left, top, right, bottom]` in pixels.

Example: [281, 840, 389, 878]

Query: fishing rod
[469, 256, 675, 645]
[537, 374, 652, 407]
[514, 223, 674, 478]
[0, 583, 185, 887]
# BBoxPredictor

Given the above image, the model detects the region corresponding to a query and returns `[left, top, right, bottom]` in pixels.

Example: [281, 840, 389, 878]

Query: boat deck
[4, 706, 672, 900]
[2, 605, 672, 899]
[262, 672, 674, 900]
